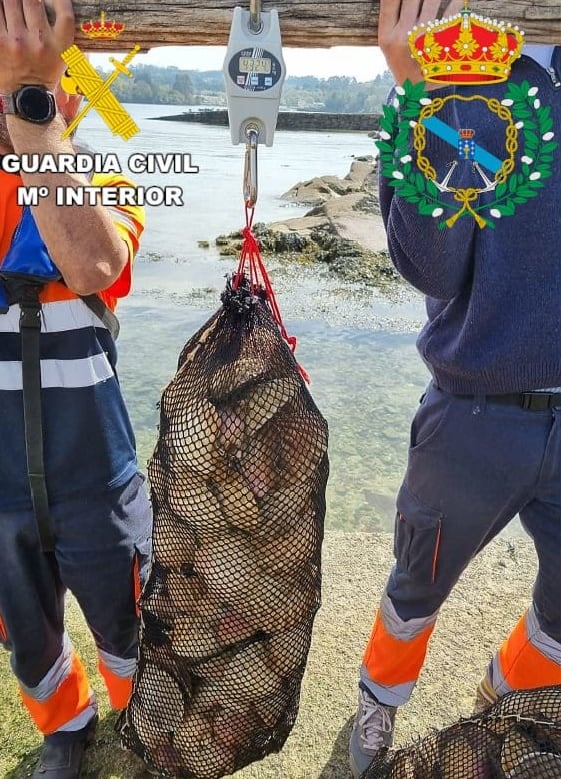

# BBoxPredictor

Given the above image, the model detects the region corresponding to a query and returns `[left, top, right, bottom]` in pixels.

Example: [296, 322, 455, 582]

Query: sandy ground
[230, 532, 536, 779]
[0, 531, 536, 778]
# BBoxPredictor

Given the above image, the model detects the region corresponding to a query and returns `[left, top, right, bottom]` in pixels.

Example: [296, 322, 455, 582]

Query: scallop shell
[195, 532, 318, 633]
[215, 607, 257, 646]
[174, 709, 214, 749]
[278, 414, 328, 486]
[244, 575, 318, 634]
[255, 503, 319, 574]
[257, 483, 315, 538]
[172, 614, 221, 659]
[265, 621, 312, 676]
[209, 357, 268, 401]
[391, 751, 417, 779]
[214, 701, 259, 750]
[135, 663, 185, 733]
[153, 511, 198, 571]
[174, 685, 235, 779]
[501, 728, 543, 776]
[174, 732, 235, 779]
[196, 642, 283, 701]
[208, 469, 261, 531]
[194, 534, 259, 604]
[253, 686, 293, 728]
[437, 725, 495, 779]
[216, 408, 245, 451]
[166, 570, 206, 609]
[234, 376, 300, 436]
[189, 592, 224, 620]
[149, 742, 184, 775]
[237, 432, 279, 498]
[166, 399, 223, 476]
[128, 696, 168, 752]
[506, 751, 561, 778]
[167, 471, 226, 534]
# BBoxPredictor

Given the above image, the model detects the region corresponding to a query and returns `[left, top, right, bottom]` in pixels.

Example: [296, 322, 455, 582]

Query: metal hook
[249, 0, 262, 33]
[243, 125, 259, 207]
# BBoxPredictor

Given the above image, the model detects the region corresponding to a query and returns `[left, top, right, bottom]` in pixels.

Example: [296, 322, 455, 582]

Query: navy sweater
[380, 50, 561, 395]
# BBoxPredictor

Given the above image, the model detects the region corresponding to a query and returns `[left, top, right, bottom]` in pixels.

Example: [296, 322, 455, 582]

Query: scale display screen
[228, 47, 283, 92]
[239, 56, 272, 74]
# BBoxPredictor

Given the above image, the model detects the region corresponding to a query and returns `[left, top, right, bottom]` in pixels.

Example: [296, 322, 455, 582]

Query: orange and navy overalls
[360, 45, 561, 708]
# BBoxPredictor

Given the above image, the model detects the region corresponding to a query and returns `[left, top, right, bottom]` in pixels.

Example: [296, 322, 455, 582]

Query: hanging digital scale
[223, 6, 286, 147]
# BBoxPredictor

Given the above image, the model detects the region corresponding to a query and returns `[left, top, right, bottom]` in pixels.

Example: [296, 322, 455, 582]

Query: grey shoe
[33, 715, 98, 778]
[473, 670, 499, 714]
[349, 684, 397, 778]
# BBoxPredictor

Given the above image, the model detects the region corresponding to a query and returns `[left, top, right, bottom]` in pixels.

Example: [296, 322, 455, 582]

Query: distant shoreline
[149, 108, 381, 133]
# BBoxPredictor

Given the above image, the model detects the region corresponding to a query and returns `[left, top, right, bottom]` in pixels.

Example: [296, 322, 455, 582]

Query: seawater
[77, 104, 521, 536]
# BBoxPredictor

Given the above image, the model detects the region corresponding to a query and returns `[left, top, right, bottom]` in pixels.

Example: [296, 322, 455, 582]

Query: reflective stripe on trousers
[361, 384, 561, 706]
[0, 473, 152, 733]
[19, 633, 96, 734]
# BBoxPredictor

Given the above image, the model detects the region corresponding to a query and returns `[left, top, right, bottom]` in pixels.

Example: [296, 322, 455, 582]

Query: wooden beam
[72, 2, 561, 51]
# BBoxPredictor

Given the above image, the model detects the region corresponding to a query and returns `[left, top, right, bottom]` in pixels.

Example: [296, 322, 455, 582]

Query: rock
[214, 155, 396, 289]
[344, 157, 377, 187]
[281, 157, 377, 207]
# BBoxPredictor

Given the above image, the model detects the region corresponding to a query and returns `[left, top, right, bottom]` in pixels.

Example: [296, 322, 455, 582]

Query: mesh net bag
[120, 275, 329, 778]
[365, 686, 561, 779]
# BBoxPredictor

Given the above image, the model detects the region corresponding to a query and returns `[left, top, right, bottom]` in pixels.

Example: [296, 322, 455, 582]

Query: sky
[91, 46, 389, 82]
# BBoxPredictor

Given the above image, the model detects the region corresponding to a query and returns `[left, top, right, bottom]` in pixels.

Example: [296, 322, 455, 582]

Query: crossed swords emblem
[61, 44, 141, 141]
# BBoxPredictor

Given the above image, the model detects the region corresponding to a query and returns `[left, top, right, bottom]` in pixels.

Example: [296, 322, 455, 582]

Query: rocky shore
[215, 156, 399, 290]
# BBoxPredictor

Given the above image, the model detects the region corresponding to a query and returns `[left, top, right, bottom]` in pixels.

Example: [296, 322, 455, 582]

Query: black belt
[459, 392, 561, 411]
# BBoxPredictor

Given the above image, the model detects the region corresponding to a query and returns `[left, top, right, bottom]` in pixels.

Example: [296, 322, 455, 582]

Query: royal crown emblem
[81, 10, 125, 40]
[408, 1, 524, 85]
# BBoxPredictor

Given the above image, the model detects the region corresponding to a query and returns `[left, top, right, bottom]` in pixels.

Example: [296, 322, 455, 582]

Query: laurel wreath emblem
[376, 79, 557, 229]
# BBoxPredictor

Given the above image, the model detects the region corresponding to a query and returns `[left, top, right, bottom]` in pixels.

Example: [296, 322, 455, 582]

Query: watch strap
[0, 94, 16, 115]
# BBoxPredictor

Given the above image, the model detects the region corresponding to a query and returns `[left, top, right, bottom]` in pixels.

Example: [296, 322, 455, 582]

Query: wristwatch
[0, 85, 56, 124]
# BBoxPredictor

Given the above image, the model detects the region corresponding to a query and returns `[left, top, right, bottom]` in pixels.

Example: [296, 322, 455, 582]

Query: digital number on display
[238, 57, 272, 74]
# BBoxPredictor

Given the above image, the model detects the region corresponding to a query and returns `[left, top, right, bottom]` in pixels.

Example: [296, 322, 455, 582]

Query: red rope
[234, 205, 310, 384]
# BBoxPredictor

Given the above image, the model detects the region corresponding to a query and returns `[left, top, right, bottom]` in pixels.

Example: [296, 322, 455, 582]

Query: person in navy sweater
[350, 1, 561, 776]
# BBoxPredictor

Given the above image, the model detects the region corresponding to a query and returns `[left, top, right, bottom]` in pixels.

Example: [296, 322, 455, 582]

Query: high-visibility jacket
[0, 169, 145, 511]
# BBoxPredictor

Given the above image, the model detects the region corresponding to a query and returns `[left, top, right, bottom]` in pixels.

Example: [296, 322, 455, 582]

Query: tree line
[97, 63, 394, 113]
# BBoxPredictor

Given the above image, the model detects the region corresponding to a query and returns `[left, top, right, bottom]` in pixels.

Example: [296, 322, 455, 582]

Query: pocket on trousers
[409, 386, 452, 453]
[394, 482, 443, 585]
[132, 538, 152, 617]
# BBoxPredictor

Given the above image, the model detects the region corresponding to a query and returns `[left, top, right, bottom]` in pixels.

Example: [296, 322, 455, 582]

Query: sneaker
[473, 671, 499, 714]
[349, 684, 397, 778]
[33, 715, 98, 778]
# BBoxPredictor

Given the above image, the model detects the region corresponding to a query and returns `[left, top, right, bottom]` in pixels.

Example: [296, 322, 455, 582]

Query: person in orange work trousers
[0, 1, 152, 777]
[350, 1, 561, 776]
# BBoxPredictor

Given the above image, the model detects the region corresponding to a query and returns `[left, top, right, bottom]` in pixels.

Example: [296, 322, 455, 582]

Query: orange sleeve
[91, 171, 146, 301]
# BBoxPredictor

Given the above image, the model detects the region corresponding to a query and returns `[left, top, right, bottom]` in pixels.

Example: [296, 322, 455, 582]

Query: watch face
[15, 86, 55, 123]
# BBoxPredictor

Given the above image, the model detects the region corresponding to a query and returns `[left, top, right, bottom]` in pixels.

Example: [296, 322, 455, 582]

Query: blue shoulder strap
[1, 205, 61, 281]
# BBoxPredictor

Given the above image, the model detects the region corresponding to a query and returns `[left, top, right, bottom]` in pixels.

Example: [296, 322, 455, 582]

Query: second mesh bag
[365, 686, 561, 779]
[121, 277, 329, 778]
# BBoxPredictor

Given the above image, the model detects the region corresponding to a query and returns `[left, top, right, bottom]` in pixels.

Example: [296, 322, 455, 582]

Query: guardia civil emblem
[377, 80, 557, 229]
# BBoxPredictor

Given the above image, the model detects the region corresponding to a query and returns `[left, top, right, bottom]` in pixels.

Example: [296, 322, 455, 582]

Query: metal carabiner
[243, 125, 259, 207]
[249, 0, 262, 33]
